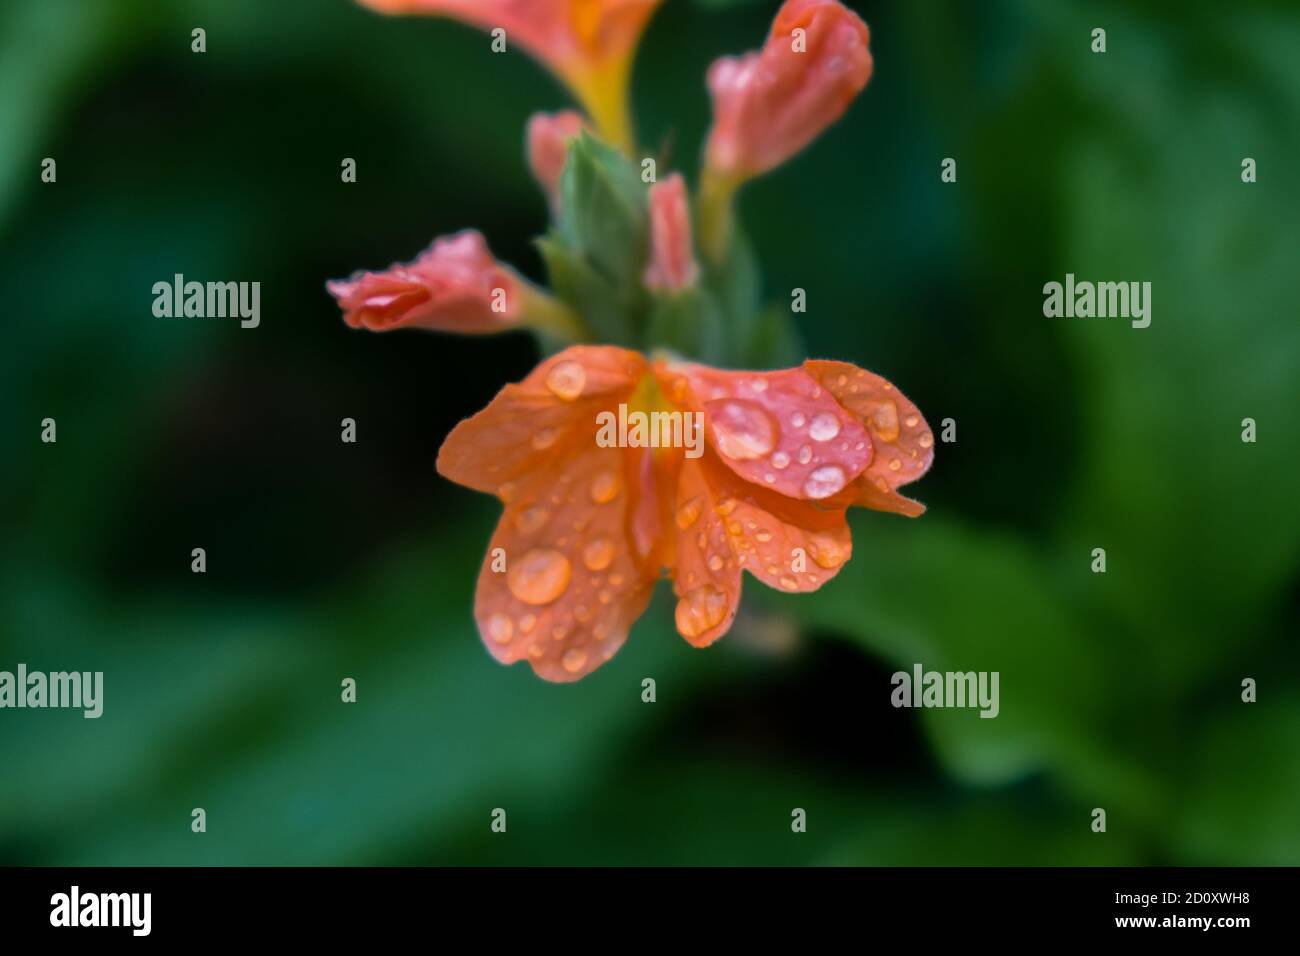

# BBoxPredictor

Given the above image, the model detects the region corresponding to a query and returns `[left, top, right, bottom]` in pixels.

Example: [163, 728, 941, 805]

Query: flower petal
[438, 346, 647, 498]
[643, 173, 699, 292]
[474, 442, 655, 681]
[670, 457, 742, 647]
[527, 109, 586, 213]
[327, 230, 520, 334]
[803, 359, 934, 516]
[703, 0, 872, 179]
[656, 360, 872, 503]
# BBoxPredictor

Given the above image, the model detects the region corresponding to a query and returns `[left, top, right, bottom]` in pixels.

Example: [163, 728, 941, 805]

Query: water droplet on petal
[589, 469, 622, 503]
[771, 450, 790, 470]
[797, 445, 812, 465]
[562, 648, 588, 674]
[487, 613, 514, 644]
[507, 548, 572, 605]
[675, 585, 729, 640]
[707, 553, 724, 572]
[675, 495, 703, 529]
[889, 458, 902, 471]
[531, 427, 559, 450]
[514, 506, 550, 534]
[519, 613, 537, 634]
[904, 414, 919, 428]
[710, 400, 777, 460]
[779, 575, 799, 590]
[791, 412, 806, 429]
[808, 532, 849, 568]
[809, 412, 841, 442]
[755, 529, 773, 543]
[868, 400, 900, 441]
[714, 497, 737, 516]
[803, 465, 847, 499]
[546, 360, 586, 400]
[583, 537, 614, 571]
[919, 432, 934, 449]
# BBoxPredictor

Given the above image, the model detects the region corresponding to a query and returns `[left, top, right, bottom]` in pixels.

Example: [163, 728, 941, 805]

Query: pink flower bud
[526, 110, 586, 213]
[327, 230, 520, 333]
[704, 0, 872, 180]
[643, 173, 699, 292]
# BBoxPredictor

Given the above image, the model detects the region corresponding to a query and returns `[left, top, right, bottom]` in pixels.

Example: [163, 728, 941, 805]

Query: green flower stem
[520, 283, 588, 341]
[697, 167, 743, 267]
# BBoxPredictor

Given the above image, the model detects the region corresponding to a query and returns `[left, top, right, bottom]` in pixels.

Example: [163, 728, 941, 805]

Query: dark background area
[1, 0, 1297, 864]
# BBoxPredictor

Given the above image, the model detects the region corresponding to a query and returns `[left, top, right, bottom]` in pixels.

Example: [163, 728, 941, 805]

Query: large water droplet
[486, 613, 514, 644]
[919, 432, 934, 449]
[507, 548, 572, 605]
[674, 585, 729, 640]
[546, 360, 586, 401]
[583, 536, 614, 571]
[707, 553, 725, 572]
[808, 531, 849, 568]
[709, 400, 776, 460]
[562, 647, 588, 674]
[589, 469, 622, 503]
[803, 465, 846, 499]
[868, 400, 900, 442]
[675, 495, 703, 529]
[808, 412, 842, 442]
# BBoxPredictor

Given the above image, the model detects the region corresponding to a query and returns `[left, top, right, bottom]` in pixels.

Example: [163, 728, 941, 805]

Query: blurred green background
[2, 0, 1298, 865]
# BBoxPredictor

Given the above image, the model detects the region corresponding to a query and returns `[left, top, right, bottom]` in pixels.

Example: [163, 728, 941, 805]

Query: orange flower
[328, 230, 580, 336]
[703, 0, 872, 181]
[436, 346, 932, 681]
[642, 173, 699, 292]
[355, 0, 662, 150]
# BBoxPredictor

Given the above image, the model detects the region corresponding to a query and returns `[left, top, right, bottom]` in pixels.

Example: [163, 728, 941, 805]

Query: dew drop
[771, 450, 790, 470]
[868, 400, 900, 442]
[803, 465, 847, 499]
[709, 400, 777, 460]
[519, 613, 537, 634]
[589, 469, 622, 503]
[755, 529, 773, 543]
[808, 532, 849, 568]
[904, 414, 919, 428]
[546, 360, 586, 400]
[514, 506, 550, 534]
[583, 537, 614, 571]
[675, 495, 704, 529]
[507, 548, 572, 605]
[486, 613, 514, 644]
[531, 427, 559, 451]
[674, 585, 729, 640]
[919, 432, 934, 449]
[808, 412, 841, 442]
[707, 553, 724, 572]
[790, 412, 806, 429]
[779, 575, 799, 591]
[797, 445, 812, 465]
[889, 458, 902, 471]
[562, 647, 588, 674]
[714, 497, 737, 516]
